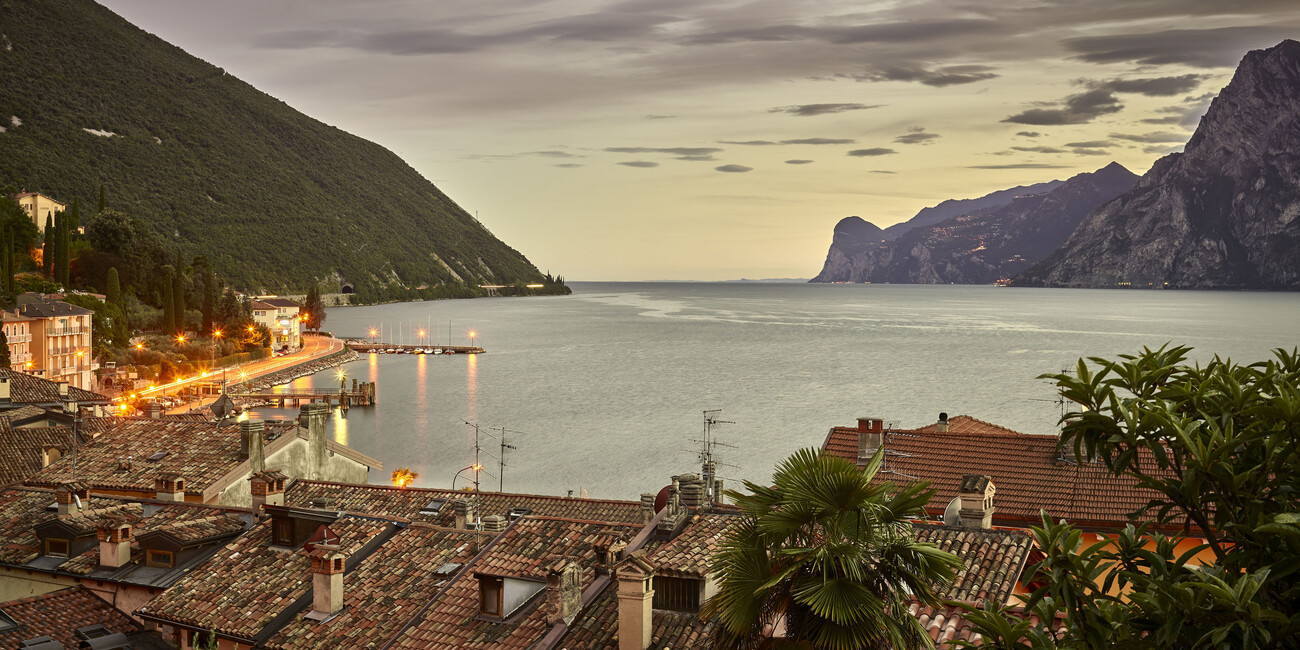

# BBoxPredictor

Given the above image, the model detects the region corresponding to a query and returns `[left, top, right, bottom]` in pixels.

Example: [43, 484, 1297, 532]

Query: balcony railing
[48, 328, 88, 336]
[11, 352, 32, 363]
[5, 334, 31, 343]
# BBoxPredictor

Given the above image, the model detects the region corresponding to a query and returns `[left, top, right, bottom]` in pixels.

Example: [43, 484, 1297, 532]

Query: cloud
[1110, 131, 1189, 143]
[554, 163, 583, 168]
[720, 137, 856, 146]
[1144, 145, 1185, 155]
[1003, 89, 1123, 125]
[1064, 26, 1297, 68]
[684, 19, 998, 47]
[969, 163, 1071, 169]
[770, 103, 882, 116]
[1016, 131, 1042, 138]
[870, 170, 896, 174]
[845, 63, 998, 87]
[645, 114, 677, 119]
[719, 140, 777, 146]
[618, 161, 659, 168]
[785, 159, 814, 164]
[606, 146, 723, 160]
[715, 164, 753, 173]
[893, 127, 940, 145]
[1011, 145, 1066, 154]
[1093, 74, 1206, 96]
[1072, 148, 1110, 156]
[1064, 140, 1111, 148]
[528, 150, 582, 158]
[847, 148, 897, 157]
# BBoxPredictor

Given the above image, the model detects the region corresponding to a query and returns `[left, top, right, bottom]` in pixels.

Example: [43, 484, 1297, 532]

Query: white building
[251, 298, 302, 351]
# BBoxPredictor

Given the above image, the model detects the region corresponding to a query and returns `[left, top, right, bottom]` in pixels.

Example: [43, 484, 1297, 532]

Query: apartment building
[13, 191, 66, 232]
[1, 310, 36, 372]
[14, 300, 97, 391]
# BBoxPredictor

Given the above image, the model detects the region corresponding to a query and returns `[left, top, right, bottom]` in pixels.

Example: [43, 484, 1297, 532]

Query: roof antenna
[697, 410, 738, 504]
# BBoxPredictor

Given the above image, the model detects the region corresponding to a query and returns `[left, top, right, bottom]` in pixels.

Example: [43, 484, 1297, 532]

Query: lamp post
[451, 464, 483, 491]
[467, 329, 478, 349]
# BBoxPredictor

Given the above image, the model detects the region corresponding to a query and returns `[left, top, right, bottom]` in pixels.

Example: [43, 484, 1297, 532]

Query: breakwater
[228, 348, 359, 393]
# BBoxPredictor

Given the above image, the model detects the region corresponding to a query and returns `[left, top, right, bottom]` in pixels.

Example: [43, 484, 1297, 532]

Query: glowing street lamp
[467, 329, 478, 348]
[176, 335, 185, 344]
[451, 464, 483, 491]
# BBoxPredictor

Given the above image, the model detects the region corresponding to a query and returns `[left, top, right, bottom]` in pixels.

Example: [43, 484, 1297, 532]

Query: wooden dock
[346, 343, 485, 355]
[232, 383, 376, 408]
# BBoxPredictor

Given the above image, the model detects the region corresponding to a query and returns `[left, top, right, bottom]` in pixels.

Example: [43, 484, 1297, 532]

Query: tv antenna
[695, 409, 738, 503]
[493, 426, 523, 492]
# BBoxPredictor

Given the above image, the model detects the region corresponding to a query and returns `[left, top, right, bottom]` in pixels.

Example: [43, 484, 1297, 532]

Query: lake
[247, 283, 1300, 500]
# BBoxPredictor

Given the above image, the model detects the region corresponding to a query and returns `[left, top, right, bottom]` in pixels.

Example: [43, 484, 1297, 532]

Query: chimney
[713, 479, 725, 505]
[639, 493, 655, 524]
[958, 475, 995, 529]
[154, 473, 186, 502]
[675, 474, 705, 508]
[856, 417, 884, 461]
[453, 499, 476, 530]
[480, 514, 507, 533]
[249, 470, 287, 516]
[240, 420, 266, 472]
[545, 559, 583, 625]
[97, 518, 132, 569]
[55, 481, 90, 516]
[57, 381, 69, 397]
[92, 404, 103, 417]
[615, 553, 656, 650]
[308, 545, 347, 619]
[936, 412, 949, 433]
[593, 533, 628, 575]
[300, 403, 329, 479]
[0, 376, 10, 401]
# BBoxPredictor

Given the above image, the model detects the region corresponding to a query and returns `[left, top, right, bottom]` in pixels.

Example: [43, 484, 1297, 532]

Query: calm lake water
[247, 283, 1300, 500]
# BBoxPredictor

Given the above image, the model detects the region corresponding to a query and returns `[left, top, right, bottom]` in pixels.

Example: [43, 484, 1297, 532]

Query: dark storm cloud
[847, 148, 896, 157]
[970, 163, 1070, 169]
[1064, 27, 1296, 68]
[1110, 131, 1188, 143]
[715, 164, 753, 173]
[770, 103, 882, 116]
[893, 128, 939, 145]
[1011, 146, 1066, 154]
[605, 146, 723, 161]
[618, 161, 659, 168]
[1016, 132, 1042, 138]
[785, 160, 814, 164]
[720, 138, 856, 146]
[1093, 74, 1206, 96]
[1003, 89, 1123, 125]
[846, 64, 998, 87]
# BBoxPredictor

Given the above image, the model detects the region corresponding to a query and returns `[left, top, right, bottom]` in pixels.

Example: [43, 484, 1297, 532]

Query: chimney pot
[856, 418, 884, 461]
[481, 514, 507, 533]
[57, 381, 69, 397]
[958, 475, 995, 529]
[615, 554, 655, 650]
[453, 499, 476, 530]
[545, 559, 583, 625]
[300, 403, 330, 479]
[154, 474, 185, 502]
[936, 412, 950, 433]
[309, 545, 347, 617]
[97, 519, 132, 568]
[639, 493, 655, 524]
[0, 377, 11, 401]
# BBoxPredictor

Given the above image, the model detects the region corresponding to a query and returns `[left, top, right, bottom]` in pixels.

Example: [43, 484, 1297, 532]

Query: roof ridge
[294, 479, 640, 506]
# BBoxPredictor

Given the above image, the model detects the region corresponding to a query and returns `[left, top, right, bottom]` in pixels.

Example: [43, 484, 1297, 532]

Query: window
[273, 518, 294, 546]
[479, 576, 503, 616]
[44, 537, 70, 557]
[653, 576, 701, 612]
[146, 549, 174, 568]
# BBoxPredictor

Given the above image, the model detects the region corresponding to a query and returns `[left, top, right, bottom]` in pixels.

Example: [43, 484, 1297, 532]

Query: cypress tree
[69, 197, 81, 231]
[106, 267, 122, 308]
[42, 215, 53, 277]
[97, 183, 106, 213]
[172, 252, 185, 334]
[0, 328, 9, 369]
[58, 208, 69, 287]
[161, 266, 175, 335]
[1, 229, 11, 297]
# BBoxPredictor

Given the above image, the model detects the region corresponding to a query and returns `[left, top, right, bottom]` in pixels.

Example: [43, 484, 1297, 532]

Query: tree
[42, 215, 52, 277]
[0, 328, 9, 368]
[57, 204, 70, 287]
[172, 251, 185, 334]
[963, 345, 1300, 650]
[161, 265, 175, 335]
[303, 283, 325, 332]
[105, 267, 122, 308]
[704, 448, 961, 650]
[68, 196, 81, 230]
[97, 183, 106, 213]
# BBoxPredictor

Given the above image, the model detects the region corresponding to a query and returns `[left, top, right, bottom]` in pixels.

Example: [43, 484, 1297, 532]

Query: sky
[99, 0, 1300, 281]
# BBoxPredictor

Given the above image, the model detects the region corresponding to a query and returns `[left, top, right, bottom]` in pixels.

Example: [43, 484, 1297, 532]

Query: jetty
[345, 342, 485, 355]
[232, 381, 377, 409]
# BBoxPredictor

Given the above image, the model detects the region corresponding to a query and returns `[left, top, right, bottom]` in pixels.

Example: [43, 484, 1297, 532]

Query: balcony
[11, 352, 32, 363]
[48, 328, 88, 337]
[6, 334, 31, 343]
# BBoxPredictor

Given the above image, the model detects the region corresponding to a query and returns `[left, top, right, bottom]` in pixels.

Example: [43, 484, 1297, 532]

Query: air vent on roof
[507, 507, 532, 521]
[75, 625, 111, 640]
[146, 451, 168, 462]
[419, 499, 447, 515]
[19, 637, 61, 649]
[308, 497, 333, 509]
[433, 562, 461, 577]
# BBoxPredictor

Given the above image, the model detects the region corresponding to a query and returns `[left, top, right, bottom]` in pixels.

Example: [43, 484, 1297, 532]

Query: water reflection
[466, 353, 478, 423]
[332, 406, 348, 446]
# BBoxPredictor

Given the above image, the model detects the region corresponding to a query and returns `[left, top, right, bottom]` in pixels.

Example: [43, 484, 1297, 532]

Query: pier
[345, 342, 485, 355]
[232, 381, 377, 409]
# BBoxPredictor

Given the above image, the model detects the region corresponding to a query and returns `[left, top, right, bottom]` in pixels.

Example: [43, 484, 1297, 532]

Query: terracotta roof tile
[0, 419, 87, 485]
[0, 586, 142, 648]
[915, 525, 1033, 604]
[0, 368, 107, 404]
[644, 512, 737, 578]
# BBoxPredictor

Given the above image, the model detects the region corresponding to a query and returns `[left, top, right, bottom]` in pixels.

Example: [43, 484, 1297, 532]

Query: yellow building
[16, 300, 97, 391]
[13, 192, 67, 232]
[1, 311, 36, 372]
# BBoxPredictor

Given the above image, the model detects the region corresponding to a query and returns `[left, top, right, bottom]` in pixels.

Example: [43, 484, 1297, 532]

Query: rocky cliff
[1016, 40, 1300, 289]
[811, 164, 1136, 284]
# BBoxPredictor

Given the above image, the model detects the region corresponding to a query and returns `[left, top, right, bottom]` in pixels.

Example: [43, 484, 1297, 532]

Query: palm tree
[703, 448, 960, 650]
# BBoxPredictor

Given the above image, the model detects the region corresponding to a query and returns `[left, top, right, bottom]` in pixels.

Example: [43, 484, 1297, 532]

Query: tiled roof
[286, 480, 645, 526]
[389, 516, 642, 649]
[912, 602, 982, 647]
[0, 368, 108, 405]
[0, 587, 141, 649]
[0, 405, 49, 422]
[25, 418, 377, 499]
[556, 585, 718, 649]
[645, 512, 738, 578]
[138, 514, 394, 641]
[915, 525, 1033, 604]
[15, 300, 93, 318]
[266, 524, 484, 649]
[822, 416, 1169, 530]
[0, 419, 84, 485]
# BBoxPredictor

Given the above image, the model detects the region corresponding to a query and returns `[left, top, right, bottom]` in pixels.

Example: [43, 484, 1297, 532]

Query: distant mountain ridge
[811, 165, 1136, 284]
[1016, 40, 1300, 289]
[0, 0, 546, 293]
[881, 179, 1065, 241]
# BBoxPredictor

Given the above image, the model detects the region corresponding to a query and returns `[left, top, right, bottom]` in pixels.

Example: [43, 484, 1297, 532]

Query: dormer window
[274, 519, 294, 546]
[146, 549, 174, 568]
[653, 576, 702, 612]
[44, 538, 70, 557]
[479, 576, 503, 616]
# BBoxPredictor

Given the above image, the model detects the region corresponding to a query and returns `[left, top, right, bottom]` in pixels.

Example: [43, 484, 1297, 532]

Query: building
[13, 300, 97, 391]
[13, 191, 66, 232]
[0, 367, 110, 414]
[0, 586, 170, 649]
[1, 310, 35, 373]
[250, 298, 302, 352]
[24, 404, 380, 507]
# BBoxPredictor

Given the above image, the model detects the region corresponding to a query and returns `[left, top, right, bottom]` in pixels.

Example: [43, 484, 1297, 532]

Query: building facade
[250, 298, 302, 351]
[13, 192, 66, 232]
[1, 311, 35, 372]
[15, 301, 96, 391]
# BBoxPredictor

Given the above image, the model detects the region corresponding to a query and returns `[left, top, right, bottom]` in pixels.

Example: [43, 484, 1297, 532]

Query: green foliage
[105, 266, 121, 307]
[160, 265, 175, 335]
[0, 328, 8, 368]
[64, 293, 128, 356]
[0, 0, 552, 291]
[172, 251, 185, 333]
[303, 283, 324, 332]
[962, 345, 1300, 650]
[41, 215, 52, 277]
[704, 448, 961, 650]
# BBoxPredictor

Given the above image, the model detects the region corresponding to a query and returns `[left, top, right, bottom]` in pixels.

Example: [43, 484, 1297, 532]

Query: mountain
[0, 0, 546, 293]
[1016, 40, 1300, 289]
[880, 179, 1065, 241]
[811, 164, 1136, 283]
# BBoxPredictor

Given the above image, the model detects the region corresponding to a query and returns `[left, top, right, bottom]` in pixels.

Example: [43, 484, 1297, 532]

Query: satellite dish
[653, 485, 672, 513]
[943, 497, 961, 526]
[210, 394, 235, 420]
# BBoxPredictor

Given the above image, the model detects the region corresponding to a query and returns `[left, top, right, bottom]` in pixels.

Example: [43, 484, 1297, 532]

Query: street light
[467, 329, 478, 348]
[451, 464, 483, 491]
